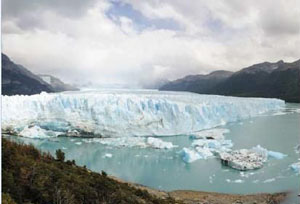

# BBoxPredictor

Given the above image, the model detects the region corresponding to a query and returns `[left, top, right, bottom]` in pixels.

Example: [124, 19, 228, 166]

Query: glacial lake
[4, 100, 300, 203]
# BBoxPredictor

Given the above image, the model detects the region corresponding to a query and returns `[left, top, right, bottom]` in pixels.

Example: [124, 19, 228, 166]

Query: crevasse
[2, 89, 285, 137]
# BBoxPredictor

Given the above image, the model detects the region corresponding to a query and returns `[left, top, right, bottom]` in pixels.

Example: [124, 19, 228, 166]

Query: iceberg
[180, 148, 203, 163]
[290, 162, 300, 173]
[82, 137, 177, 149]
[192, 138, 233, 152]
[219, 149, 267, 170]
[267, 151, 287, 159]
[189, 128, 230, 140]
[103, 153, 113, 158]
[180, 145, 215, 163]
[146, 137, 177, 149]
[252, 145, 287, 159]
[220, 146, 287, 171]
[263, 178, 276, 183]
[2, 89, 284, 138]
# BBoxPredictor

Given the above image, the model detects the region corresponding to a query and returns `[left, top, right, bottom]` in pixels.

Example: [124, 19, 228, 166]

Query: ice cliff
[2, 89, 285, 138]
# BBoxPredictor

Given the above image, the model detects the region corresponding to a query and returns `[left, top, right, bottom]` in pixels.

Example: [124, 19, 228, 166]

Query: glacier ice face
[2, 89, 285, 138]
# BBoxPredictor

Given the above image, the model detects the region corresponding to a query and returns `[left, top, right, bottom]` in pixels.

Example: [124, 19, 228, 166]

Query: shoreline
[110, 175, 287, 204]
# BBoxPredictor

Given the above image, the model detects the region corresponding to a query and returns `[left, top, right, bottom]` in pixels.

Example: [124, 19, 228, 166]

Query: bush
[2, 193, 16, 204]
[55, 149, 65, 162]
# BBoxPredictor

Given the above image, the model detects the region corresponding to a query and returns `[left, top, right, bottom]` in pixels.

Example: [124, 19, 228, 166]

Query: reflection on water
[4, 103, 300, 203]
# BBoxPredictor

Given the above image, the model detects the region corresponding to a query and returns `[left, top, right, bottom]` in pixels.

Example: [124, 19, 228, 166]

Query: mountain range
[2, 53, 78, 96]
[160, 59, 300, 103]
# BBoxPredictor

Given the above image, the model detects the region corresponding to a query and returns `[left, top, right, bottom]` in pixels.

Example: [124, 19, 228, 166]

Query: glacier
[2, 89, 285, 138]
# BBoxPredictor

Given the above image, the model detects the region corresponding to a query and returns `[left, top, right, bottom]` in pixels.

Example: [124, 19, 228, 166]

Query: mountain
[2, 53, 54, 95]
[38, 74, 79, 92]
[160, 70, 233, 93]
[142, 78, 170, 89]
[160, 59, 300, 103]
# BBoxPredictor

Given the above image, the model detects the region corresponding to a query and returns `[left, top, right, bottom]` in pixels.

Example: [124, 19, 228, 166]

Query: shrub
[55, 149, 65, 162]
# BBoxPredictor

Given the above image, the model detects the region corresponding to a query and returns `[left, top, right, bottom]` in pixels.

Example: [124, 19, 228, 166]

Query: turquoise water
[4, 103, 300, 203]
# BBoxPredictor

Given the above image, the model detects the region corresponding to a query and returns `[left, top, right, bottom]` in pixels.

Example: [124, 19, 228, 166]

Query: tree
[55, 149, 65, 162]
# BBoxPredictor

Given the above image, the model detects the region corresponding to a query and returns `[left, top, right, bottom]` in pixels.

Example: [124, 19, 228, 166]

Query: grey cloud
[2, 0, 97, 30]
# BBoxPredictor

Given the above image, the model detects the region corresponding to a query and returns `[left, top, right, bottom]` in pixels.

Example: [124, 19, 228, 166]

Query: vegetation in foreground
[2, 138, 177, 204]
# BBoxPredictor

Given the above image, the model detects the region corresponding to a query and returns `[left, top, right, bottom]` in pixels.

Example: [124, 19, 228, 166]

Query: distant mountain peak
[160, 59, 300, 102]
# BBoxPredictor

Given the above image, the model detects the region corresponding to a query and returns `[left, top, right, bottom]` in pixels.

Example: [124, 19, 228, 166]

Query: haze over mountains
[160, 59, 300, 103]
[2, 53, 78, 96]
[2, 52, 300, 103]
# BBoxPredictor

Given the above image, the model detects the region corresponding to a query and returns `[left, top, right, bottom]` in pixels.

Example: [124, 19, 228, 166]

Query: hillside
[2, 54, 54, 95]
[2, 53, 79, 96]
[2, 138, 176, 204]
[161, 70, 233, 93]
[160, 59, 300, 102]
[38, 74, 79, 92]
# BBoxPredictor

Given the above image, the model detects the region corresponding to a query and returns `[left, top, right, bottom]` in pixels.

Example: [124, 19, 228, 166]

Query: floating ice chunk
[233, 179, 244, 183]
[190, 128, 230, 140]
[19, 125, 62, 138]
[180, 148, 202, 163]
[220, 149, 267, 171]
[82, 137, 177, 149]
[180, 146, 214, 163]
[194, 146, 214, 159]
[146, 137, 177, 149]
[268, 151, 287, 159]
[290, 162, 300, 173]
[263, 178, 276, 183]
[192, 139, 233, 154]
[103, 153, 113, 158]
[92, 137, 147, 148]
[251, 145, 268, 160]
[252, 145, 287, 160]
[75, 142, 82, 145]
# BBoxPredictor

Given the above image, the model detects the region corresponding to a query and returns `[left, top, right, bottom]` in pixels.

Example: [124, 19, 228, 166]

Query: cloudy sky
[2, 0, 300, 87]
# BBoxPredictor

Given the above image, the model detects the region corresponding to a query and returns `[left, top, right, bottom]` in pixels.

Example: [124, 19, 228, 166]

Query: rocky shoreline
[111, 176, 287, 204]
